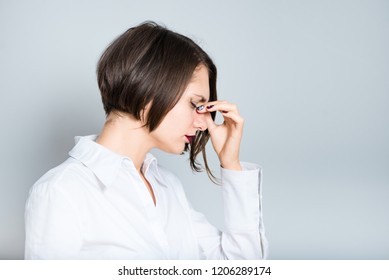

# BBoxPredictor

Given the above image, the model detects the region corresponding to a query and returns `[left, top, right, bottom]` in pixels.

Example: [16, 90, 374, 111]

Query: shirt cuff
[221, 162, 262, 231]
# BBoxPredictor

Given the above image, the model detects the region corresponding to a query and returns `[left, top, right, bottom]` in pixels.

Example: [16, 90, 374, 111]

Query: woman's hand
[197, 101, 244, 170]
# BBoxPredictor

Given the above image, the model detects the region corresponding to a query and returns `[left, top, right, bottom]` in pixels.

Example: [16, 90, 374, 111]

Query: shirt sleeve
[24, 181, 83, 259]
[189, 162, 268, 259]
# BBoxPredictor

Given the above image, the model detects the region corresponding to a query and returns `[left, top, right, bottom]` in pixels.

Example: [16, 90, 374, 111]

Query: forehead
[183, 65, 210, 101]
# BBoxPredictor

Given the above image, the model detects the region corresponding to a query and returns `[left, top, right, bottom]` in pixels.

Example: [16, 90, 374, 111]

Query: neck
[96, 112, 153, 172]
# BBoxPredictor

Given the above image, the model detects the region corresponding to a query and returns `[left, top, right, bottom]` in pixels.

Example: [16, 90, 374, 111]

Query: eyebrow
[193, 94, 208, 103]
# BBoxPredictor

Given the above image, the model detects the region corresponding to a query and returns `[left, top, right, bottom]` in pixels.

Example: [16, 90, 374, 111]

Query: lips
[185, 135, 195, 145]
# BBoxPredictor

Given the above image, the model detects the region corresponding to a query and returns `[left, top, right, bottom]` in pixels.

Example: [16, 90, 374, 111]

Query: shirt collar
[141, 153, 169, 188]
[68, 135, 168, 188]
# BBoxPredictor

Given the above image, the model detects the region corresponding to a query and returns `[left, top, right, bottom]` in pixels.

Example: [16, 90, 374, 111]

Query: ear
[140, 101, 152, 124]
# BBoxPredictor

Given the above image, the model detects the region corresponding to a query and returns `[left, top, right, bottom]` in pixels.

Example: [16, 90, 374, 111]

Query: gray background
[1, 0, 388, 259]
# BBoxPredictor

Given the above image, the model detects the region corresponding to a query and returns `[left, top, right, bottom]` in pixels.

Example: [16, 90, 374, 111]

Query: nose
[193, 111, 207, 131]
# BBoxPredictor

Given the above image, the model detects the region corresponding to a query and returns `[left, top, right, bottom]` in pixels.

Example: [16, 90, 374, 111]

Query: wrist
[221, 161, 242, 171]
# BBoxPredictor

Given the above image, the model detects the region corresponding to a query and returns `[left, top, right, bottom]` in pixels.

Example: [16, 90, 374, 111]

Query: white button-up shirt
[25, 135, 267, 259]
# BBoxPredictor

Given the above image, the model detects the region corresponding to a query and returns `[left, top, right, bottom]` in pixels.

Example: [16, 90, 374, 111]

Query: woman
[25, 22, 267, 259]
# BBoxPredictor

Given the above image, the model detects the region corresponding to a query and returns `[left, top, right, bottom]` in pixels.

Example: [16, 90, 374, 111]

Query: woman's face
[149, 65, 210, 154]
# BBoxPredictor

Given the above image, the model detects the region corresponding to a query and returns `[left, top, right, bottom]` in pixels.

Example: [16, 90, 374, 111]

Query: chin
[159, 143, 187, 155]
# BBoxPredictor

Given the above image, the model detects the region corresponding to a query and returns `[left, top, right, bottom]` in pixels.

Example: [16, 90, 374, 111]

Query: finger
[195, 101, 229, 114]
[220, 111, 245, 126]
[204, 112, 218, 132]
[204, 102, 240, 115]
[202, 102, 243, 126]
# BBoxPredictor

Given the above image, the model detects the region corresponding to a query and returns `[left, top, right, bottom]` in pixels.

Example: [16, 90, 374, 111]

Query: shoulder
[29, 157, 97, 198]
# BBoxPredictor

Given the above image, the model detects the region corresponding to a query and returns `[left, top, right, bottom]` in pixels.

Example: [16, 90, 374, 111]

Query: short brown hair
[97, 21, 218, 182]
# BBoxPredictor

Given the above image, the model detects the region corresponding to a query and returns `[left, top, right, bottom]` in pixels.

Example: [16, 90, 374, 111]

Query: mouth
[185, 135, 195, 145]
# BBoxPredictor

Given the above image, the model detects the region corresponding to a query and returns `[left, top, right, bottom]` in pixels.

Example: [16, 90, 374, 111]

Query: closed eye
[191, 99, 205, 111]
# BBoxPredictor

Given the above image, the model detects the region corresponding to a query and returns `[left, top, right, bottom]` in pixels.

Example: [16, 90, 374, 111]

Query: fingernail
[196, 105, 204, 111]
[207, 105, 214, 109]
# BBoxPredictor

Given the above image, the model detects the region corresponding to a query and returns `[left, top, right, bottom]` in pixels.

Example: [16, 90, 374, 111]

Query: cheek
[183, 111, 196, 127]
[170, 108, 194, 128]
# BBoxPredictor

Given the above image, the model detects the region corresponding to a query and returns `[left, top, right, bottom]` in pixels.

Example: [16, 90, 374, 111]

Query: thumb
[204, 113, 218, 132]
